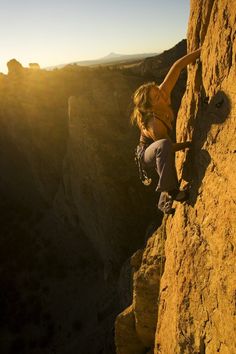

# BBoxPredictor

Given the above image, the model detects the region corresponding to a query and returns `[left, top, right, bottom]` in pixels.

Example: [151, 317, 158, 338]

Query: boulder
[7, 58, 24, 75]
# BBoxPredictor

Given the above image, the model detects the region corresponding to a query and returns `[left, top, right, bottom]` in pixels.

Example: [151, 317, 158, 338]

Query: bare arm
[173, 141, 192, 152]
[159, 48, 201, 97]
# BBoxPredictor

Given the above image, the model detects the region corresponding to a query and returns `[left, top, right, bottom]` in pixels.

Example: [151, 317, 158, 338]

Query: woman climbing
[131, 47, 201, 214]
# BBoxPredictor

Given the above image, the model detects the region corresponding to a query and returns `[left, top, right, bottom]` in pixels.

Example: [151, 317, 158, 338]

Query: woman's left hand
[185, 141, 192, 149]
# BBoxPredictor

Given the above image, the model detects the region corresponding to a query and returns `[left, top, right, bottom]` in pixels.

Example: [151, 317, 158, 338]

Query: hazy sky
[0, 0, 190, 73]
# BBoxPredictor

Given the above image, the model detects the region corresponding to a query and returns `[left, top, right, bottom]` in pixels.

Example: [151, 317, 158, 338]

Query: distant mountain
[103, 52, 124, 59]
[45, 52, 158, 70]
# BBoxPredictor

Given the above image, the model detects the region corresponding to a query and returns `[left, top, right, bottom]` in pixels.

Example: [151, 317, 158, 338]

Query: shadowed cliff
[0, 41, 187, 353]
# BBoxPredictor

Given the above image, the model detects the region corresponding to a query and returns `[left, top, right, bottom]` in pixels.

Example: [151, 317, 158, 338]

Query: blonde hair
[130, 82, 156, 129]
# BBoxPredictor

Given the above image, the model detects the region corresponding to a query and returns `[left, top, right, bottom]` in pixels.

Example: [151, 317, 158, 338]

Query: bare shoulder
[159, 84, 171, 104]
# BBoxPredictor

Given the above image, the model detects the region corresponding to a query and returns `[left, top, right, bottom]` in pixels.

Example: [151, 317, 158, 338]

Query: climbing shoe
[158, 189, 189, 214]
[157, 192, 175, 215]
[169, 188, 189, 202]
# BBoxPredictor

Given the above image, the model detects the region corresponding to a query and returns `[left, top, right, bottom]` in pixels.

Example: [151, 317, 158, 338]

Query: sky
[0, 0, 190, 73]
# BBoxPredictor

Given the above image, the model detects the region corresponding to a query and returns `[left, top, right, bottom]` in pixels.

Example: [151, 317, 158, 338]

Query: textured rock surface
[156, 1, 236, 353]
[116, 0, 236, 353]
[115, 224, 166, 354]
[115, 305, 146, 354]
[133, 228, 165, 348]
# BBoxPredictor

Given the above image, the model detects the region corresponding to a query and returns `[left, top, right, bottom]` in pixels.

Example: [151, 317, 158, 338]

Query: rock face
[115, 223, 167, 354]
[115, 0, 236, 353]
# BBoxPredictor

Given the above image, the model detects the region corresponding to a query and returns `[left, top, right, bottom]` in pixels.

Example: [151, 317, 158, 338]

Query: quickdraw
[134, 145, 152, 186]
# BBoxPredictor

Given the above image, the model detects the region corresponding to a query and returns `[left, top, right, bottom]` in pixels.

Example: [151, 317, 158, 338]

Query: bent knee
[154, 139, 174, 158]
[157, 139, 173, 151]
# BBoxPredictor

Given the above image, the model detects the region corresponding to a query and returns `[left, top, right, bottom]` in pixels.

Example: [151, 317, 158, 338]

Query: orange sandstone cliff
[115, 0, 236, 353]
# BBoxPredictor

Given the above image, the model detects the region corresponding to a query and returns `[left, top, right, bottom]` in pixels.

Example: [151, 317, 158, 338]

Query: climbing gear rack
[134, 145, 152, 186]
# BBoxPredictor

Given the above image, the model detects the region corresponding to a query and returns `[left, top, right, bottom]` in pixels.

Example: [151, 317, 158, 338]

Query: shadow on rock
[182, 90, 231, 206]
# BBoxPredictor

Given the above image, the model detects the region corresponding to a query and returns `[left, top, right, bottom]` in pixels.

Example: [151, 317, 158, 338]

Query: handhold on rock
[215, 98, 224, 108]
[206, 91, 230, 122]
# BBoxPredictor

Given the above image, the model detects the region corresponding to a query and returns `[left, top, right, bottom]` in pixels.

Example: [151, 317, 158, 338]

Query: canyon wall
[56, 40, 187, 271]
[0, 43, 186, 353]
[115, 0, 236, 353]
[55, 72, 148, 269]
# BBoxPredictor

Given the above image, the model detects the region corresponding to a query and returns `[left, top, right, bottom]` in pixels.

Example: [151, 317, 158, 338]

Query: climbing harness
[134, 145, 152, 186]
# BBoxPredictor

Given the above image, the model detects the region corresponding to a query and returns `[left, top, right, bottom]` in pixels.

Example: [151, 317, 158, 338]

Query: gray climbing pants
[143, 139, 179, 192]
